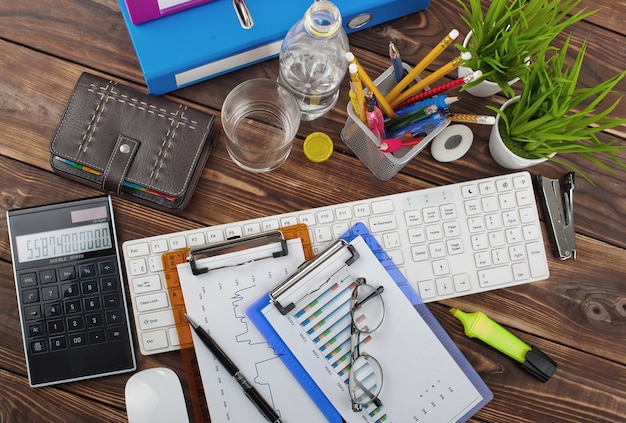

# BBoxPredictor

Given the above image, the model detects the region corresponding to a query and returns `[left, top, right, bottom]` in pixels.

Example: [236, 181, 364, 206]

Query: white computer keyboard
[123, 171, 550, 355]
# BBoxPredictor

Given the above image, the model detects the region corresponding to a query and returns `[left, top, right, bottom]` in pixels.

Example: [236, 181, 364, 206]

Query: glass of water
[222, 78, 301, 172]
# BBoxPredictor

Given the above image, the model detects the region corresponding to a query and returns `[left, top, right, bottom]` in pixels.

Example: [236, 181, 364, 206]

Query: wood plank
[0, 368, 128, 423]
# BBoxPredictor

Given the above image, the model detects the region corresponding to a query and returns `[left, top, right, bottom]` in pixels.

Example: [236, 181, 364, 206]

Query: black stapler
[535, 172, 576, 260]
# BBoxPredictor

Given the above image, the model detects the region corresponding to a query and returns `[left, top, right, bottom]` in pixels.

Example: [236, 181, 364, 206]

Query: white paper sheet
[263, 236, 485, 422]
[178, 239, 327, 423]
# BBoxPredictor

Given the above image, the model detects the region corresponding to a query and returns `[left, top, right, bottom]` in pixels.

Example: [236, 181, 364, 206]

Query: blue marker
[395, 95, 459, 117]
[386, 112, 448, 139]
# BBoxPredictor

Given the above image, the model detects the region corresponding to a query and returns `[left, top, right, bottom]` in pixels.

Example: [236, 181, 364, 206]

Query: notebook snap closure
[120, 143, 131, 154]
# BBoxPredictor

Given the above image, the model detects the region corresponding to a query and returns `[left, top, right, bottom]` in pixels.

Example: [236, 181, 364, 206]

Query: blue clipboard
[246, 222, 492, 422]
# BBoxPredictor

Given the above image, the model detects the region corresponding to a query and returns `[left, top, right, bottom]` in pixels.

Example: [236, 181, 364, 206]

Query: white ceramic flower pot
[489, 96, 549, 169]
[458, 31, 520, 98]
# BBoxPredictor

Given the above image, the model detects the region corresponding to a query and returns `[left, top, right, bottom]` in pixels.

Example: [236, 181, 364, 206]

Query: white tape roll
[431, 124, 474, 162]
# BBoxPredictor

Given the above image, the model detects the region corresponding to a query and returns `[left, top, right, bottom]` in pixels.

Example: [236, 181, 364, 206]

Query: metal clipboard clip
[187, 231, 289, 275]
[535, 172, 576, 260]
[270, 239, 360, 315]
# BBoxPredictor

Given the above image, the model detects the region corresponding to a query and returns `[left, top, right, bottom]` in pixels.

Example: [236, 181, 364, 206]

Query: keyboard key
[411, 245, 429, 261]
[404, 210, 422, 226]
[128, 259, 147, 276]
[335, 207, 352, 221]
[188, 232, 206, 246]
[139, 309, 178, 331]
[423, 206, 439, 223]
[243, 223, 262, 235]
[353, 203, 370, 217]
[478, 266, 514, 287]
[151, 239, 169, 253]
[453, 274, 472, 292]
[135, 292, 169, 312]
[496, 178, 513, 192]
[127, 242, 150, 257]
[372, 199, 394, 214]
[317, 210, 334, 224]
[432, 259, 450, 276]
[417, 280, 436, 299]
[142, 330, 169, 351]
[440, 204, 457, 220]
[461, 184, 478, 198]
[436, 277, 454, 296]
[368, 215, 397, 232]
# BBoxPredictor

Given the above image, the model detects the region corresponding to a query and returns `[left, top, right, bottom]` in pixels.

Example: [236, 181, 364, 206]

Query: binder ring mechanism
[187, 231, 289, 275]
[270, 239, 360, 315]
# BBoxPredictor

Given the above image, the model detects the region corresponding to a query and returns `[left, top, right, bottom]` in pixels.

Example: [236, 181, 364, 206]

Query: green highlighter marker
[450, 308, 557, 382]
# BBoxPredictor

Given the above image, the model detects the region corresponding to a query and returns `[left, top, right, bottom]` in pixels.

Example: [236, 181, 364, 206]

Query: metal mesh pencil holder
[341, 64, 449, 181]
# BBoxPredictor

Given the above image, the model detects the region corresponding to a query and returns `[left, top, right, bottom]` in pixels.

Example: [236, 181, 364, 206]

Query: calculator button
[64, 300, 82, 314]
[62, 283, 79, 297]
[98, 260, 116, 275]
[69, 333, 87, 347]
[67, 316, 84, 331]
[28, 322, 45, 337]
[50, 337, 67, 351]
[108, 327, 127, 341]
[20, 273, 38, 287]
[101, 277, 118, 291]
[24, 305, 42, 320]
[103, 294, 121, 308]
[47, 320, 64, 334]
[84, 297, 102, 311]
[23, 289, 40, 304]
[106, 310, 124, 325]
[86, 314, 104, 328]
[81, 281, 99, 295]
[59, 266, 76, 281]
[89, 330, 106, 344]
[30, 339, 47, 354]
[41, 286, 59, 301]
[44, 303, 62, 317]
[79, 263, 97, 278]
[39, 269, 57, 284]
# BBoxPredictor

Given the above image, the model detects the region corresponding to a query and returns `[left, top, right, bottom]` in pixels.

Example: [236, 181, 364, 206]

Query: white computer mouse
[125, 367, 190, 423]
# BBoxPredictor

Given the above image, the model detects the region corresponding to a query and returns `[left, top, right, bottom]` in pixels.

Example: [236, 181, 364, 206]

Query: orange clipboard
[160, 224, 314, 422]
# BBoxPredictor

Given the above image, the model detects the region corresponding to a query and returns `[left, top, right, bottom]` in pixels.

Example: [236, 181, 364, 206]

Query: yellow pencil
[346, 52, 397, 119]
[348, 63, 366, 122]
[385, 29, 459, 103]
[389, 53, 471, 108]
[449, 114, 496, 125]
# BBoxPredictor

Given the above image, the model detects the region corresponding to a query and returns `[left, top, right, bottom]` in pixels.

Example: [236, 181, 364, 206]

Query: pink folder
[123, 0, 215, 24]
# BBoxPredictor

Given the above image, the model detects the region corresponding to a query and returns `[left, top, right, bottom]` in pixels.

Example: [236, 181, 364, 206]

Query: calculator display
[15, 222, 112, 263]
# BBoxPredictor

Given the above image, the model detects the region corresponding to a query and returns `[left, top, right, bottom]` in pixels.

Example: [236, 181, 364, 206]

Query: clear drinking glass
[222, 78, 301, 172]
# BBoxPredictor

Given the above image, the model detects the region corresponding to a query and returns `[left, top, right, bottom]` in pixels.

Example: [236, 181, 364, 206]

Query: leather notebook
[50, 72, 217, 212]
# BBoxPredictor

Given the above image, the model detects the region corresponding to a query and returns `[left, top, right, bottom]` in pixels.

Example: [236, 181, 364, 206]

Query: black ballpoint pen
[185, 314, 282, 423]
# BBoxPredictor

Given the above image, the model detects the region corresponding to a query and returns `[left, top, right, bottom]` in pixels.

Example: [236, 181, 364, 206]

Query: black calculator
[7, 196, 136, 387]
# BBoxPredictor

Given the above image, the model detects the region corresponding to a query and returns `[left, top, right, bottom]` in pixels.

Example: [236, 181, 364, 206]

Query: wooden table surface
[1, 0, 626, 421]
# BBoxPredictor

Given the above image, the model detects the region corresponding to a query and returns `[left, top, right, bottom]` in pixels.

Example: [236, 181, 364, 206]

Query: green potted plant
[456, 0, 596, 97]
[488, 37, 626, 182]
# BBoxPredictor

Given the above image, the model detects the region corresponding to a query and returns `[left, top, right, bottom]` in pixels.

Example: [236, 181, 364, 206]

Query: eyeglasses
[348, 277, 385, 412]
